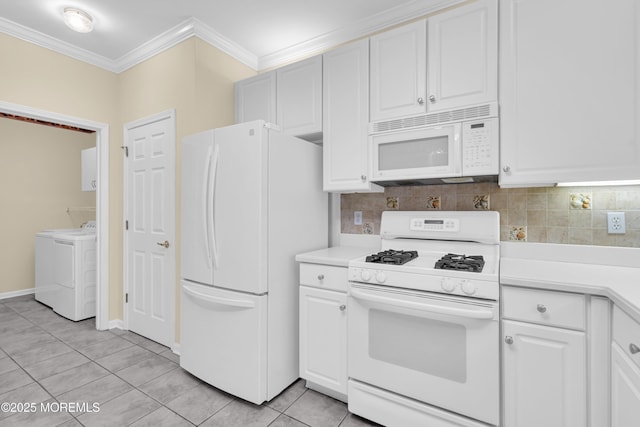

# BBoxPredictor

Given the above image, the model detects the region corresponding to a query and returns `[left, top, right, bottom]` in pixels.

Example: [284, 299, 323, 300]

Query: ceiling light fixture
[63, 7, 94, 33]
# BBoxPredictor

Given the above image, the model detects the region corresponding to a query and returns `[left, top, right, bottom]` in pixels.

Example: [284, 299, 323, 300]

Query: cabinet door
[503, 320, 586, 427]
[427, 0, 497, 111]
[276, 56, 322, 139]
[323, 39, 381, 193]
[500, 0, 640, 186]
[370, 20, 427, 122]
[299, 286, 347, 396]
[612, 342, 640, 427]
[234, 72, 276, 124]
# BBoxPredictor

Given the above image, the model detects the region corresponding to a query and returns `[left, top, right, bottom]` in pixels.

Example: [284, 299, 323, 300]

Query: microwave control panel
[462, 118, 499, 175]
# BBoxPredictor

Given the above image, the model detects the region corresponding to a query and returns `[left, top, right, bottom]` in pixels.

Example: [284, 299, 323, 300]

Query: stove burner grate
[366, 250, 418, 265]
[435, 253, 485, 272]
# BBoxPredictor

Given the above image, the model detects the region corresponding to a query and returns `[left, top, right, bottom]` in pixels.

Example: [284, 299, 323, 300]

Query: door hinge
[125, 293, 128, 303]
[121, 146, 129, 157]
[125, 220, 129, 230]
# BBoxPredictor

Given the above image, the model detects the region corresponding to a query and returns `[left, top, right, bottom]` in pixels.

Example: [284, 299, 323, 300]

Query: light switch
[354, 211, 363, 225]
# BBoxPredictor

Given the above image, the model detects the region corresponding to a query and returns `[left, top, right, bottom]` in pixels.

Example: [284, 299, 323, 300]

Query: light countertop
[295, 246, 378, 267]
[500, 242, 640, 322]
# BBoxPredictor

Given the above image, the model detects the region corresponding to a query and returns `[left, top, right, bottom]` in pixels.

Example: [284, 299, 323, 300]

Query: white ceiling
[0, 0, 464, 72]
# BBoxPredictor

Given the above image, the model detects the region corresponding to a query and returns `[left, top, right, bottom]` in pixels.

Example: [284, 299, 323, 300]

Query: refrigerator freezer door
[211, 121, 269, 294]
[180, 280, 268, 404]
[181, 130, 215, 286]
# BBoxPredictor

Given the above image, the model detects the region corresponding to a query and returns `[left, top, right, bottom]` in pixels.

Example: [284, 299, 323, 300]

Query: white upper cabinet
[81, 146, 96, 192]
[370, 20, 427, 122]
[370, 0, 497, 123]
[323, 39, 381, 193]
[500, 0, 640, 186]
[277, 56, 323, 140]
[427, 0, 497, 112]
[234, 72, 276, 124]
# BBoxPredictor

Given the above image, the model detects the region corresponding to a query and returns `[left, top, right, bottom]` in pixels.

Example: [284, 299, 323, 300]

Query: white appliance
[370, 108, 498, 186]
[180, 120, 327, 405]
[347, 211, 500, 427]
[35, 221, 97, 321]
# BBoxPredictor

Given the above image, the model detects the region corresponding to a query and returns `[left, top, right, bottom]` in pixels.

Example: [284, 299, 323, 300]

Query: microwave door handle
[350, 289, 495, 320]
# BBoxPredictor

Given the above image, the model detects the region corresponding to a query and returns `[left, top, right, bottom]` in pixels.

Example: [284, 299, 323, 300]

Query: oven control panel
[410, 218, 460, 232]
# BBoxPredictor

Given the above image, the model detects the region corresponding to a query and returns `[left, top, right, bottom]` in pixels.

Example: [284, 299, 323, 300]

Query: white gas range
[347, 210, 500, 427]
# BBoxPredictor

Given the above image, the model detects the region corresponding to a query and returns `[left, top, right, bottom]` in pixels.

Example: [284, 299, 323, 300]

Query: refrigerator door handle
[183, 284, 255, 309]
[202, 146, 213, 268]
[209, 144, 220, 269]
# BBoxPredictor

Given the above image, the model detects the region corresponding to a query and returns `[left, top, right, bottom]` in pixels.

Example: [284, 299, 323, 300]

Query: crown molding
[1, 0, 465, 74]
[256, 0, 465, 70]
[113, 18, 258, 73]
[0, 16, 116, 71]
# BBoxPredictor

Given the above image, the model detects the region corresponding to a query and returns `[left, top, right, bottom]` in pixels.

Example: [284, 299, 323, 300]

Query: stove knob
[461, 280, 477, 296]
[360, 270, 372, 282]
[441, 278, 455, 293]
[375, 272, 387, 283]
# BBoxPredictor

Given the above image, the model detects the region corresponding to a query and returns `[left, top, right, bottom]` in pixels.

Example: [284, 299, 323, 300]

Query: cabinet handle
[339, 305, 346, 311]
[317, 274, 325, 281]
[428, 94, 436, 103]
[417, 97, 425, 105]
[505, 336, 514, 345]
[502, 166, 511, 173]
[537, 304, 547, 313]
[360, 175, 366, 182]
[631, 343, 640, 354]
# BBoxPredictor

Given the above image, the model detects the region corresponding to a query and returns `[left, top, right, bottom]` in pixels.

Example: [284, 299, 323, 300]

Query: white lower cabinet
[502, 286, 587, 427]
[611, 343, 640, 427]
[299, 275, 348, 401]
[502, 320, 586, 427]
[612, 305, 640, 426]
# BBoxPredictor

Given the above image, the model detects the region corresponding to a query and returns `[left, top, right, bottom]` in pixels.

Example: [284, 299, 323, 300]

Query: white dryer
[35, 222, 97, 321]
[35, 227, 80, 308]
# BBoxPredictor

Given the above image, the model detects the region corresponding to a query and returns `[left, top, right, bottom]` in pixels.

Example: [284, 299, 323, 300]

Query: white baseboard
[0, 288, 35, 300]
[171, 343, 181, 356]
[108, 319, 125, 330]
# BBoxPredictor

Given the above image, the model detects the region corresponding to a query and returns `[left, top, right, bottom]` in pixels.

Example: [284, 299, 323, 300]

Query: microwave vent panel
[370, 103, 496, 133]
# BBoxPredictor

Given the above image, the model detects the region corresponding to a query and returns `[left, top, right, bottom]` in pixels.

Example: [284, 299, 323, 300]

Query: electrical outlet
[354, 211, 363, 225]
[607, 212, 626, 234]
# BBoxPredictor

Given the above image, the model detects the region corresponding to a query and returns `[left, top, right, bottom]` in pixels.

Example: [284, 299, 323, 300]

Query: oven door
[371, 124, 462, 182]
[348, 283, 499, 425]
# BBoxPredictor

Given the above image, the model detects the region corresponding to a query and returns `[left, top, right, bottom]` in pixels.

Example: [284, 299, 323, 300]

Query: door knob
[630, 343, 640, 354]
[505, 336, 514, 345]
[156, 240, 170, 249]
[339, 305, 346, 311]
[428, 94, 436, 103]
[417, 97, 425, 105]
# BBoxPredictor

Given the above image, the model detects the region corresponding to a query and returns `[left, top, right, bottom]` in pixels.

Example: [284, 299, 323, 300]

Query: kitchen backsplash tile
[341, 183, 640, 248]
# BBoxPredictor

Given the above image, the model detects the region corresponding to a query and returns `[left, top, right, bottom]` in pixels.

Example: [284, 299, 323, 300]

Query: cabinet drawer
[502, 286, 585, 330]
[300, 264, 348, 292]
[613, 305, 640, 370]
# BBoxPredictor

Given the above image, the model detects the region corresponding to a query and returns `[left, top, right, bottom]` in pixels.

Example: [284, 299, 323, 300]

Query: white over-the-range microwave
[369, 104, 499, 186]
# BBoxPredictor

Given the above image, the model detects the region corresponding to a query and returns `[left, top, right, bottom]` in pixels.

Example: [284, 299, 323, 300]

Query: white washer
[35, 222, 97, 321]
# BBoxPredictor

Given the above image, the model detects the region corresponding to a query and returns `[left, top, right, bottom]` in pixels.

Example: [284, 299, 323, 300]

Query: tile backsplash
[341, 183, 640, 248]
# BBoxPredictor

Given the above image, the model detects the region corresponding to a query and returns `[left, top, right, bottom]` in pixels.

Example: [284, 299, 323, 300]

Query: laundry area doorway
[0, 101, 110, 329]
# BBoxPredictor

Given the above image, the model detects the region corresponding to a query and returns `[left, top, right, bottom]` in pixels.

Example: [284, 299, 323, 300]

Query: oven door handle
[350, 289, 495, 320]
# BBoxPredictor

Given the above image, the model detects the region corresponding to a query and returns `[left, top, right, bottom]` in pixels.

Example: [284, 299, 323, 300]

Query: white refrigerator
[180, 120, 327, 404]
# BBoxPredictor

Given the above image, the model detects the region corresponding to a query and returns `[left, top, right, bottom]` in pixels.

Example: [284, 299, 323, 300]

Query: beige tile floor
[0, 295, 381, 427]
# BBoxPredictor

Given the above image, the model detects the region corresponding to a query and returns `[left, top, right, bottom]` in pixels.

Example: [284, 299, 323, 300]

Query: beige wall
[0, 32, 256, 328]
[0, 117, 96, 293]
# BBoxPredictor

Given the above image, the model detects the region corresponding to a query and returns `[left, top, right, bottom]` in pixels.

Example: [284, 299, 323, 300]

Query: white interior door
[124, 110, 176, 347]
